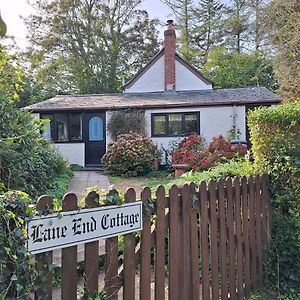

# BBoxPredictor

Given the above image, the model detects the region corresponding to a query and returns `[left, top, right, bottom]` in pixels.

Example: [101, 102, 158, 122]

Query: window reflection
[70, 113, 82, 141]
[89, 117, 103, 141]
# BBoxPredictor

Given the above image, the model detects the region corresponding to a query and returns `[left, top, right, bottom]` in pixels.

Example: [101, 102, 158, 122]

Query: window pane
[56, 114, 69, 141]
[153, 115, 166, 135]
[41, 114, 54, 141]
[70, 113, 82, 141]
[89, 117, 104, 141]
[169, 114, 183, 135]
[185, 114, 198, 133]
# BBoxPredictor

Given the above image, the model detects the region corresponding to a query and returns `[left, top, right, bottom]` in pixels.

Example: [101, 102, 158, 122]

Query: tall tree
[25, 0, 160, 94]
[161, 0, 196, 62]
[223, 0, 250, 53]
[266, 0, 300, 98]
[248, 0, 270, 51]
[192, 0, 224, 66]
[203, 47, 276, 89]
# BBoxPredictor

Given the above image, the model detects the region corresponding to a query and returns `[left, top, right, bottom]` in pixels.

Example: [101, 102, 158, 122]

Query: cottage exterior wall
[106, 106, 245, 164]
[54, 143, 85, 166]
[124, 56, 165, 93]
[175, 61, 212, 91]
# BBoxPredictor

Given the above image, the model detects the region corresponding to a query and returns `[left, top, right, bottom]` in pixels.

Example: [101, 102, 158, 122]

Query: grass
[247, 292, 268, 300]
[108, 160, 256, 195]
[45, 169, 74, 200]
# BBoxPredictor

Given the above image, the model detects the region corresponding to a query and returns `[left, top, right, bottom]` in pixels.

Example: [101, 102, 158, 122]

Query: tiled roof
[25, 87, 282, 112]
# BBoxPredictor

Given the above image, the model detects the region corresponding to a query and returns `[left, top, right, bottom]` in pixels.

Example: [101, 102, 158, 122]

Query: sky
[0, 0, 175, 50]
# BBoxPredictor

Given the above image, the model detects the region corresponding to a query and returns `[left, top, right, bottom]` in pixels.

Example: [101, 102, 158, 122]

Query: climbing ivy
[0, 191, 38, 299]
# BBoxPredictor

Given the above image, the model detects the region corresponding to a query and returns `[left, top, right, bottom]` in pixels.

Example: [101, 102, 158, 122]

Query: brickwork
[164, 20, 176, 91]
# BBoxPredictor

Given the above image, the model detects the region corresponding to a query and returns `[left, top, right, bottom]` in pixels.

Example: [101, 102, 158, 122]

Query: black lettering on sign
[100, 212, 141, 230]
[31, 224, 68, 243]
[72, 218, 82, 235]
[31, 224, 44, 243]
[101, 214, 109, 230]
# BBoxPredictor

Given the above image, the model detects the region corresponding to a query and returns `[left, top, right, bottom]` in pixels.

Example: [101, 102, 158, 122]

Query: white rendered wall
[54, 143, 85, 167]
[124, 56, 165, 93]
[175, 60, 212, 91]
[145, 106, 246, 163]
[107, 106, 245, 164]
[200, 106, 246, 142]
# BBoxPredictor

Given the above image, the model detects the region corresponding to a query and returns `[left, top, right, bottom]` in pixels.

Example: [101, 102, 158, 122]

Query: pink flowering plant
[172, 134, 247, 172]
[101, 132, 156, 176]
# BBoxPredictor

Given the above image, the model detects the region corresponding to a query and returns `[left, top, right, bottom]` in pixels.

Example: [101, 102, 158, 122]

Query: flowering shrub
[172, 134, 247, 172]
[101, 133, 156, 176]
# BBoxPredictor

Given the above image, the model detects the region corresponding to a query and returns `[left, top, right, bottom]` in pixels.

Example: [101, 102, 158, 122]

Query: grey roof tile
[25, 87, 282, 112]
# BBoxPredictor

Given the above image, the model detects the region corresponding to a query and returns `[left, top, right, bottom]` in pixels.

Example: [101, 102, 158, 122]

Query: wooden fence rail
[33, 174, 271, 300]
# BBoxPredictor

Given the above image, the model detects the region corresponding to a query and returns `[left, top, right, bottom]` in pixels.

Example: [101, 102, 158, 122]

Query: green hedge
[248, 101, 300, 298]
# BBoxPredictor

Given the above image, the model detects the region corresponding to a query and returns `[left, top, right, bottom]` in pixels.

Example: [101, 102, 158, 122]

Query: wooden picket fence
[33, 174, 271, 300]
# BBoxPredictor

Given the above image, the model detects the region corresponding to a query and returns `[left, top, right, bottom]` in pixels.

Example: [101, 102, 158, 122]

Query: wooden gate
[33, 174, 271, 299]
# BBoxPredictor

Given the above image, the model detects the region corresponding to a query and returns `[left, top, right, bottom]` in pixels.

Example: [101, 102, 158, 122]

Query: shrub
[101, 133, 156, 176]
[0, 191, 38, 298]
[248, 101, 300, 297]
[172, 134, 247, 171]
[0, 93, 70, 201]
[107, 109, 145, 141]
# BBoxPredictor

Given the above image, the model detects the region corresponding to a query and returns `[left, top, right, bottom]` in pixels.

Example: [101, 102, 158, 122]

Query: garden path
[53, 171, 111, 266]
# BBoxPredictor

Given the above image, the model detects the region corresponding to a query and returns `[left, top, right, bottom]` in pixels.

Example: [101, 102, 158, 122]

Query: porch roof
[25, 87, 282, 113]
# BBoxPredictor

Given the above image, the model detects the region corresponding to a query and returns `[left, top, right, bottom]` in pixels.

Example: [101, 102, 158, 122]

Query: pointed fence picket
[32, 174, 271, 300]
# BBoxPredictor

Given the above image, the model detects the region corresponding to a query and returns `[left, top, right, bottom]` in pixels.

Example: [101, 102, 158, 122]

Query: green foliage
[0, 45, 23, 100]
[25, 0, 160, 94]
[107, 109, 145, 141]
[247, 292, 268, 300]
[170, 159, 255, 188]
[0, 191, 38, 299]
[248, 101, 300, 297]
[204, 48, 276, 89]
[0, 13, 7, 37]
[266, 0, 300, 99]
[265, 215, 300, 297]
[102, 133, 156, 177]
[0, 47, 71, 200]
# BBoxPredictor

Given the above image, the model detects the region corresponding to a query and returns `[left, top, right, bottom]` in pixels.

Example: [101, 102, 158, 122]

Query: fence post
[169, 185, 180, 300]
[84, 191, 100, 298]
[61, 193, 78, 300]
[140, 187, 152, 300]
[105, 189, 120, 300]
[241, 176, 251, 297]
[181, 184, 192, 300]
[255, 176, 264, 290]
[233, 177, 244, 299]
[155, 185, 166, 300]
[35, 196, 53, 300]
[226, 177, 237, 300]
[208, 179, 220, 300]
[218, 178, 229, 300]
[199, 181, 210, 300]
[190, 183, 200, 300]
[123, 188, 136, 300]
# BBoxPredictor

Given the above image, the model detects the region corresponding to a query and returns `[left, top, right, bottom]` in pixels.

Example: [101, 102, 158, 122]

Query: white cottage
[26, 20, 281, 167]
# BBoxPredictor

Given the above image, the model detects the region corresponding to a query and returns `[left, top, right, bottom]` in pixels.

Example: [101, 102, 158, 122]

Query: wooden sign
[26, 202, 142, 254]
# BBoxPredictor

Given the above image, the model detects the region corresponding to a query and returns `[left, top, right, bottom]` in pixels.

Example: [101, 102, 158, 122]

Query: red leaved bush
[172, 134, 247, 172]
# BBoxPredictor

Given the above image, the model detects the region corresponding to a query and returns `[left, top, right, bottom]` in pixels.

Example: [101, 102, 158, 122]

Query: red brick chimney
[164, 20, 176, 91]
